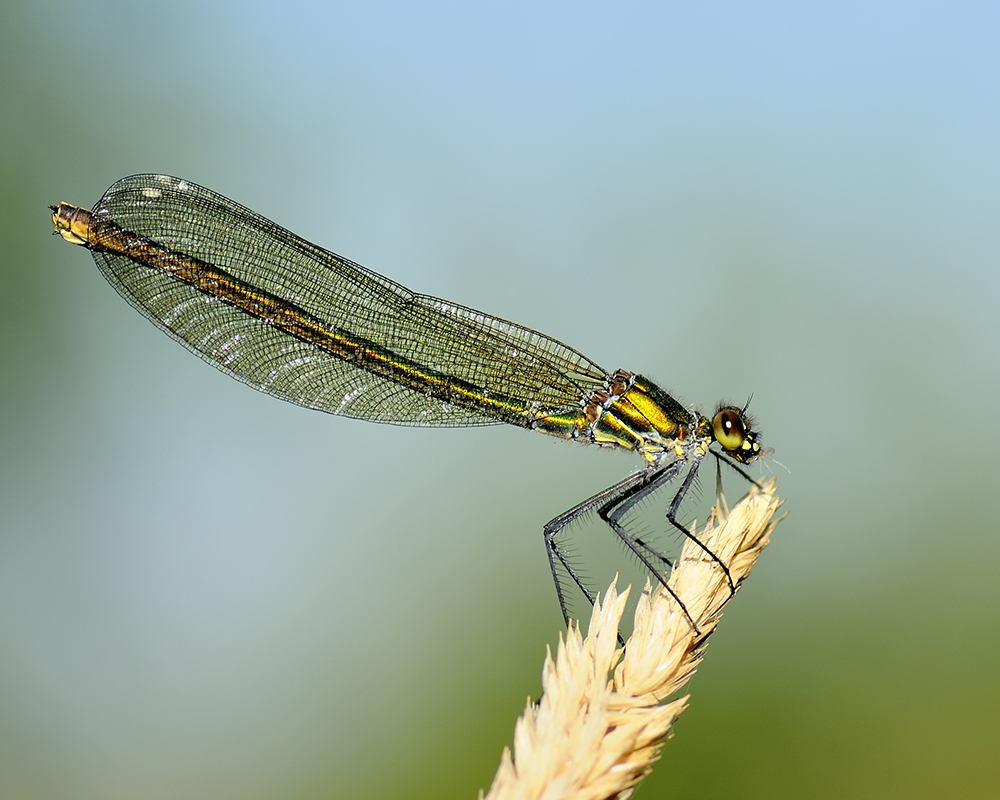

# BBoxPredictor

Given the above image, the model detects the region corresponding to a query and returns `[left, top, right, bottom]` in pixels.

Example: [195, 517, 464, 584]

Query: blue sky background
[2, 2, 999, 798]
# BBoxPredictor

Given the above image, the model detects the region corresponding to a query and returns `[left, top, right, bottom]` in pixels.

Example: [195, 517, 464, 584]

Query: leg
[593, 461, 702, 632]
[603, 456, 733, 591]
[663, 458, 736, 591]
[543, 469, 657, 629]
[710, 449, 764, 489]
[544, 463, 703, 635]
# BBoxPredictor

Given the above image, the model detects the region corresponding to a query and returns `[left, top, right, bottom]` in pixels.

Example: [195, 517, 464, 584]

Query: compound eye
[712, 407, 746, 451]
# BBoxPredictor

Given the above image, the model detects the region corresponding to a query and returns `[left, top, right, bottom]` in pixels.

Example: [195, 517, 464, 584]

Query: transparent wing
[88, 174, 609, 426]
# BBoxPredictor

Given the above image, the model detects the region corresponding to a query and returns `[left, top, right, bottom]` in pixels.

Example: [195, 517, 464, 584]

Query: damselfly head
[711, 404, 764, 463]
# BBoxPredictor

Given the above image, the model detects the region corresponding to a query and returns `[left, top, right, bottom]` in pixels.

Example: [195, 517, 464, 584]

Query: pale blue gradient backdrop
[2, 3, 999, 798]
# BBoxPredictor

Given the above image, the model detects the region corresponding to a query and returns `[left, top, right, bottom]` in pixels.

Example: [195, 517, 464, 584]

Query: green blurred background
[2, 2, 998, 798]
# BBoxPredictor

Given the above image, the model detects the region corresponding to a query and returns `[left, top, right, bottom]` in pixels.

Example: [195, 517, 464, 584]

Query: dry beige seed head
[483, 480, 783, 800]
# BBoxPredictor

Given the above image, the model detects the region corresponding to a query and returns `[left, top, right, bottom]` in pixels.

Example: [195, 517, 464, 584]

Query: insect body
[52, 174, 765, 631]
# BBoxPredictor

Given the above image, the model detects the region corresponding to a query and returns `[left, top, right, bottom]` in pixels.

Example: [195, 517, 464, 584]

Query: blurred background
[2, 2, 998, 798]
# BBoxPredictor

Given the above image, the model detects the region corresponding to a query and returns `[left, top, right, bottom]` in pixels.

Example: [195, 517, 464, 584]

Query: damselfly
[51, 174, 766, 632]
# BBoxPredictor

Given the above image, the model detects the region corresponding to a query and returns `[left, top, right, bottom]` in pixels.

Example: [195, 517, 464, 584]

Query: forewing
[87, 174, 609, 426]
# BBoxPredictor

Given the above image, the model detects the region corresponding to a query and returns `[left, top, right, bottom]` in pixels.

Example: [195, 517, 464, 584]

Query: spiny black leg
[593, 459, 700, 630]
[665, 459, 736, 592]
[597, 506, 699, 634]
[544, 527, 596, 625]
[609, 461, 733, 588]
[603, 459, 686, 573]
[543, 470, 653, 629]
[710, 449, 763, 489]
[603, 459, 684, 526]
[543, 454, 742, 638]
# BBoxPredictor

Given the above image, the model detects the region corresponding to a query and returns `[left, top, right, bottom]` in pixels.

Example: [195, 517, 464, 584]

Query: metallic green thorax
[529, 370, 708, 465]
